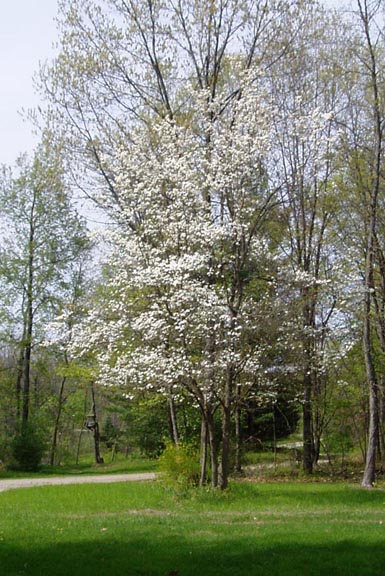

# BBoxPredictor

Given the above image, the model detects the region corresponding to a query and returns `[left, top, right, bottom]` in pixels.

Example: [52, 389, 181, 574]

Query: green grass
[1, 480, 385, 575]
[0, 453, 156, 479]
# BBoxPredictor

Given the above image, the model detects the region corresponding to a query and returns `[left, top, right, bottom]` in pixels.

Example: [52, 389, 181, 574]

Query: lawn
[0, 453, 157, 479]
[1, 480, 385, 575]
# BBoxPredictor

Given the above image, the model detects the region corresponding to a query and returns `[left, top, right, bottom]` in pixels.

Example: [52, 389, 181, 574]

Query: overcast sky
[0, 0, 58, 167]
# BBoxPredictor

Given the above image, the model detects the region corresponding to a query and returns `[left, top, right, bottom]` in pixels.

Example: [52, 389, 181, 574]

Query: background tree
[265, 2, 366, 475]
[0, 143, 90, 467]
[332, 0, 385, 486]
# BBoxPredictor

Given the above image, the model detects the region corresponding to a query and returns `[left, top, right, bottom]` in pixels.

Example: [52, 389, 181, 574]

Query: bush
[158, 442, 200, 489]
[0, 435, 13, 466]
[11, 425, 45, 471]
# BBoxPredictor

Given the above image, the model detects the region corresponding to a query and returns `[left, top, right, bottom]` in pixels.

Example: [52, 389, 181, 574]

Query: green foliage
[101, 414, 121, 449]
[10, 424, 45, 472]
[158, 441, 200, 489]
[242, 391, 300, 446]
[0, 436, 13, 466]
[323, 428, 354, 458]
[115, 394, 170, 458]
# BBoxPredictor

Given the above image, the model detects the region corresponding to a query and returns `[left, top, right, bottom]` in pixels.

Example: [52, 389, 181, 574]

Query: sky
[0, 0, 59, 167]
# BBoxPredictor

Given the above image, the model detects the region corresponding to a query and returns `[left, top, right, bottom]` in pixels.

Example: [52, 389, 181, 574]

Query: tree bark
[21, 194, 36, 431]
[302, 298, 316, 475]
[15, 340, 25, 424]
[169, 395, 179, 446]
[234, 389, 242, 473]
[303, 369, 314, 475]
[219, 364, 234, 490]
[50, 376, 67, 466]
[357, 0, 382, 489]
[88, 381, 104, 465]
[199, 415, 208, 486]
[362, 241, 379, 486]
[219, 404, 231, 490]
[206, 408, 218, 489]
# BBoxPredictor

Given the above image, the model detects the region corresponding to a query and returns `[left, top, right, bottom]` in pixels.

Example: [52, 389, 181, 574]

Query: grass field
[0, 453, 157, 479]
[1, 480, 385, 575]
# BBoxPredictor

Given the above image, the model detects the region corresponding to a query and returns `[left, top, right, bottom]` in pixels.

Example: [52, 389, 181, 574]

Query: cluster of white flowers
[68, 76, 269, 399]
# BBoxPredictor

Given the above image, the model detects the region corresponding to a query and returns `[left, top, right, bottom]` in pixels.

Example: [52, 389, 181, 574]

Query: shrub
[158, 442, 200, 488]
[11, 424, 45, 471]
[0, 435, 13, 467]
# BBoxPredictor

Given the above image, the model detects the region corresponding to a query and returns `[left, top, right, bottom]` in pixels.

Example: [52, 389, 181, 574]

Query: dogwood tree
[66, 73, 280, 488]
[60, 62, 342, 488]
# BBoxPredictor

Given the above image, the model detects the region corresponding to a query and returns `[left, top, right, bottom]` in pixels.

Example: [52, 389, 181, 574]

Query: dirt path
[0, 472, 157, 493]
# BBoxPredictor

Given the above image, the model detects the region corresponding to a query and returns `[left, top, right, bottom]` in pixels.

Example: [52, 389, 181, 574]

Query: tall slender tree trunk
[313, 405, 322, 466]
[206, 409, 218, 488]
[303, 370, 314, 474]
[362, 280, 379, 487]
[219, 404, 231, 490]
[219, 365, 234, 490]
[372, 239, 385, 468]
[234, 388, 242, 473]
[21, 201, 36, 431]
[76, 387, 88, 464]
[88, 381, 104, 465]
[302, 303, 315, 474]
[15, 339, 25, 424]
[50, 376, 67, 466]
[169, 395, 179, 446]
[362, 224, 379, 486]
[199, 414, 208, 486]
[379, 381, 385, 469]
[358, 0, 383, 489]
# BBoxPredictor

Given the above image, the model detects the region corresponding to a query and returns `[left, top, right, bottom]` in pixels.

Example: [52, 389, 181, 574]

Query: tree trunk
[199, 414, 208, 486]
[303, 369, 314, 474]
[92, 421, 103, 465]
[361, 272, 379, 487]
[76, 387, 89, 464]
[21, 193, 37, 431]
[301, 284, 317, 475]
[88, 381, 104, 465]
[371, 239, 385, 468]
[313, 388, 324, 466]
[219, 364, 234, 490]
[234, 390, 242, 473]
[206, 409, 218, 488]
[219, 403, 231, 490]
[361, 361, 379, 487]
[358, 0, 383, 489]
[15, 342, 25, 424]
[379, 380, 385, 469]
[169, 395, 179, 446]
[50, 376, 67, 466]
[75, 428, 84, 465]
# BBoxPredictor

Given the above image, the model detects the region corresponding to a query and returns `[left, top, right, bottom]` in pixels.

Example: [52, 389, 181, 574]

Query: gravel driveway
[0, 472, 156, 492]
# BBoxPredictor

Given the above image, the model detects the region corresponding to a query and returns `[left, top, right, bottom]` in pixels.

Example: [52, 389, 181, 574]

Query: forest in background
[0, 0, 385, 489]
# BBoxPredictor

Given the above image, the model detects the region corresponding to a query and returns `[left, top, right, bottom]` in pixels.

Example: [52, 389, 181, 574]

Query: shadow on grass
[2, 536, 385, 576]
